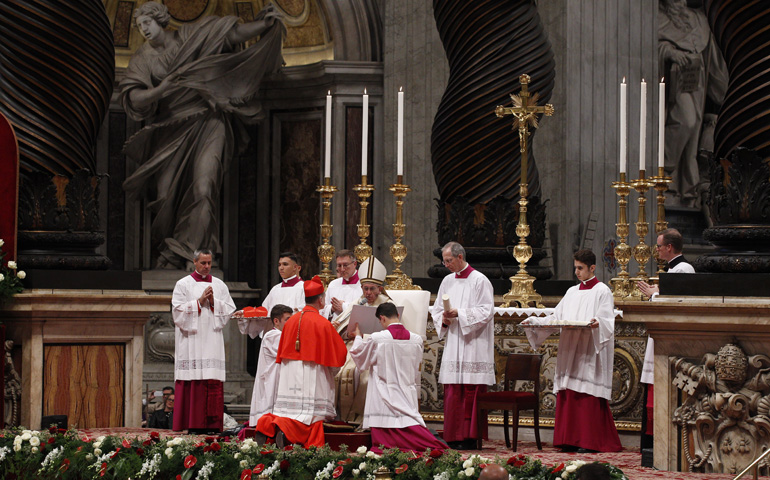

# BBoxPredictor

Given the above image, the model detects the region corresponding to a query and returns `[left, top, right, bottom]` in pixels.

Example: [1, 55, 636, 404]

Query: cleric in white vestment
[523, 249, 622, 452]
[260, 252, 305, 314]
[171, 249, 237, 432]
[322, 249, 363, 321]
[430, 242, 495, 450]
[350, 302, 447, 453]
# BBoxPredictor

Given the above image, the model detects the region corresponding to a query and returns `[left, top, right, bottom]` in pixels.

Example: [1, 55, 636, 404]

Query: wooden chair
[475, 353, 542, 451]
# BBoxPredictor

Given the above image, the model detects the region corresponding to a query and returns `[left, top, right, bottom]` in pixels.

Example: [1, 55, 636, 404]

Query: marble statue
[659, 0, 727, 208]
[120, 2, 284, 269]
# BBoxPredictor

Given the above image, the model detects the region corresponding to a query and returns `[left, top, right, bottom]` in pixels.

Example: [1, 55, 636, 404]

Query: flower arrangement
[0, 239, 24, 306]
[0, 427, 628, 480]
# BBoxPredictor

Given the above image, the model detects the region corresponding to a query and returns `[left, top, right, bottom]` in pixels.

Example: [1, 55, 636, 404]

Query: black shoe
[447, 440, 463, 450]
[461, 439, 478, 450]
[275, 428, 286, 449]
[577, 448, 597, 454]
[254, 432, 268, 446]
[559, 445, 579, 453]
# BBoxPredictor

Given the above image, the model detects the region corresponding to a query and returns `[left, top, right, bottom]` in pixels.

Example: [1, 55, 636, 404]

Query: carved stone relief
[672, 343, 770, 475]
[145, 314, 175, 363]
[4, 340, 21, 428]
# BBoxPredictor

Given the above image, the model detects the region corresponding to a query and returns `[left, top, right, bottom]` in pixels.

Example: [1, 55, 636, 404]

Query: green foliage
[0, 239, 24, 306]
[0, 428, 628, 480]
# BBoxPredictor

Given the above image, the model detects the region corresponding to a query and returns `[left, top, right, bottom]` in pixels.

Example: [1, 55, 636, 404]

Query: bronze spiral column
[430, 0, 555, 279]
[697, 1, 770, 272]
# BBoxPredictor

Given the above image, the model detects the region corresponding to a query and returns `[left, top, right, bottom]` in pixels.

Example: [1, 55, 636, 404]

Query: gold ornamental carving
[353, 176, 375, 264]
[386, 176, 420, 290]
[316, 178, 338, 287]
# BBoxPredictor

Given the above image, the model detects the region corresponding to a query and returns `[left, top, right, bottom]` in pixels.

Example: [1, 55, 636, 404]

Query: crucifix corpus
[495, 73, 554, 308]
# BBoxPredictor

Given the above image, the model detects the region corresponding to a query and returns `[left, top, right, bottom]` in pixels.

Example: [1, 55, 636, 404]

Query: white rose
[86, 454, 94, 461]
[94, 448, 102, 456]
[165, 447, 173, 458]
[0, 239, 4, 247]
[29, 436, 40, 447]
[356, 446, 367, 455]
[13, 444, 20, 452]
[0, 274, 4, 282]
[13, 437, 21, 445]
[17, 271, 25, 280]
[234, 453, 240, 459]
[352, 469, 360, 476]
[359, 462, 366, 470]
[463, 459, 473, 469]
[31, 447, 38, 453]
[465, 467, 474, 476]
[7, 261, 16, 269]
[565, 464, 578, 473]
[21, 432, 31, 441]
[366, 451, 376, 458]
[240, 460, 249, 468]
[562, 473, 569, 479]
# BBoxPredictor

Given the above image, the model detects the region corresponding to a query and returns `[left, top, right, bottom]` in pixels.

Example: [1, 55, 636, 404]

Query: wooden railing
[733, 449, 770, 480]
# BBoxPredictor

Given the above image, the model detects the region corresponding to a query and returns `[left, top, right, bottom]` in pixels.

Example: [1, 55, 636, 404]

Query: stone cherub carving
[672, 343, 770, 475]
[121, 2, 284, 270]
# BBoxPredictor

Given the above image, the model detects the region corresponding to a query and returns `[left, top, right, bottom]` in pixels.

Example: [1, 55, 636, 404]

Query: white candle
[397, 87, 404, 177]
[325, 91, 331, 179]
[362, 89, 368, 177]
[639, 79, 647, 170]
[619, 78, 627, 174]
[658, 78, 665, 170]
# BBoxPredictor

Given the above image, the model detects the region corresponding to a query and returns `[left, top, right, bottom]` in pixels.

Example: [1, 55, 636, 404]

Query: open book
[347, 304, 405, 335]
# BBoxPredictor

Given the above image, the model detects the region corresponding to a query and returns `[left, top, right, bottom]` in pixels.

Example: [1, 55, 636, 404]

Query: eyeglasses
[442, 258, 455, 266]
[655, 244, 668, 249]
[337, 262, 353, 269]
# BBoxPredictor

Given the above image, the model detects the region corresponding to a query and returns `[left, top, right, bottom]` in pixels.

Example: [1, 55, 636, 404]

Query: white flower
[17, 271, 25, 279]
[29, 436, 40, 447]
[21, 432, 31, 441]
[352, 469, 360, 477]
[0, 239, 4, 247]
[94, 448, 103, 456]
[566, 464, 578, 472]
[31, 447, 38, 453]
[240, 459, 249, 468]
[356, 446, 367, 455]
[465, 467, 475, 476]
[366, 451, 376, 458]
[13, 444, 21, 452]
[7, 261, 16, 269]
[561, 473, 569, 479]
[458, 472, 465, 479]
[359, 462, 367, 470]
[463, 459, 473, 469]
[234, 452, 240, 459]
[165, 447, 173, 458]
[86, 453, 94, 461]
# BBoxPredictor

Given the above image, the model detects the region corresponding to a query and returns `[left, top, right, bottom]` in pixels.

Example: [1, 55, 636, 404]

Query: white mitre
[359, 255, 387, 285]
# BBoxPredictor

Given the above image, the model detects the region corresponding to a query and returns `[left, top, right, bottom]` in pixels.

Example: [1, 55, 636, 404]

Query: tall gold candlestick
[386, 175, 420, 290]
[353, 175, 375, 263]
[316, 177, 339, 287]
[626, 170, 653, 300]
[610, 173, 633, 298]
[650, 166, 672, 274]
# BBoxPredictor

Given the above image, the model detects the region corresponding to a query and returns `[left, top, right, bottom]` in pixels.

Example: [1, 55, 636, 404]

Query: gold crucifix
[495, 74, 554, 308]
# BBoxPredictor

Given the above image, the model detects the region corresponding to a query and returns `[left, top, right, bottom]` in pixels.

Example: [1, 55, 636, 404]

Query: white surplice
[172, 275, 236, 382]
[321, 277, 363, 321]
[430, 269, 496, 385]
[524, 280, 615, 400]
[238, 278, 305, 339]
[350, 326, 426, 429]
[271, 359, 339, 425]
[249, 327, 282, 426]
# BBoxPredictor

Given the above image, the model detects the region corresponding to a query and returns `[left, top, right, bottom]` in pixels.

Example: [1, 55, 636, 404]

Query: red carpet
[75, 429, 763, 479]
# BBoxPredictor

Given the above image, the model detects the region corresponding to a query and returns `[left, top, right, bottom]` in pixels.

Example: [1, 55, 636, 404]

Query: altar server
[248, 304, 293, 426]
[171, 248, 237, 433]
[349, 302, 447, 453]
[430, 242, 495, 450]
[522, 249, 622, 452]
[261, 252, 305, 313]
[322, 249, 363, 321]
[256, 276, 348, 447]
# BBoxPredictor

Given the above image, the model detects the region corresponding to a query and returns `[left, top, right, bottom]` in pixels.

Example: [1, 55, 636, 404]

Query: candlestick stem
[610, 172, 633, 298]
[650, 166, 672, 274]
[386, 177, 420, 290]
[316, 179, 339, 287]
[353, 176, 375, 263]
[626, 171, 653, 300]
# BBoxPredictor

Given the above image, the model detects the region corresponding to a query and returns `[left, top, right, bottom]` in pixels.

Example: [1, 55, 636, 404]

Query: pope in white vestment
[523, 250, 621, 452]
[350, 302, 447, 453]
[430, 242, 495, 448]
[171, 250, 236, 432]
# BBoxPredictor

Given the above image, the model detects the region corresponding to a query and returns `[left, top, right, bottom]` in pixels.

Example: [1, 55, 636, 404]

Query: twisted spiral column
[431, 0, 555, 204]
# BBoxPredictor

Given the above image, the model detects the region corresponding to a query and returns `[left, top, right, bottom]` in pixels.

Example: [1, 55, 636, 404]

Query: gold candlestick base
[624, 171, 653, 300]
[353, 177, 375, 264]
[316, 179, 339, 288]
[611, 174, 633, 298]
[386, 179, 421, 290]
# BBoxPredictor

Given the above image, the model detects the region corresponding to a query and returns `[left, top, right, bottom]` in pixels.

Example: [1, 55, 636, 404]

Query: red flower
[176, 476, 182, 480]
[136, 448, 145, 456]
[100, 462, 108, 476]
[429, 449, 443, 458]
[77, 446, 83, 452]
[210, 442, 221, 452]
[260, 449, 274, 455]
[111, 448, 121, 459]
[184, 455, 197, 469]
[240, 469, 252, 480]
[507, 455, 526, 467]
[283, 444, 294, 451]
[47, 437, 56, 444]
[60, 459, 70, 472]
[280, 459, 290, 472]
[143, 439, 152, 447]
[48, 427, 57, 434]
[203, 446, 211, 453]
[395, 464, 408, 474]
[337, 458, 352, 465]
[57, 428, 67, 434]
[39, 445, 45, 453]
[332, 466, 344, 478]
[407, 454, 421, 461]
[479, 463, 488, 469]
[195, 441, 205, 448]
[253, 464, 265, 474]
[425, 458, 434, 466]
[205, 436, 216, 444]
[553, 463, 565, 473]
[122, 439, 131, 448]
[150, 431, 160, 440]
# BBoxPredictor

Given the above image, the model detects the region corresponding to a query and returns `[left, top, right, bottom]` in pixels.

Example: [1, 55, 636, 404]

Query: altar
[620, 297, 770, 475]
